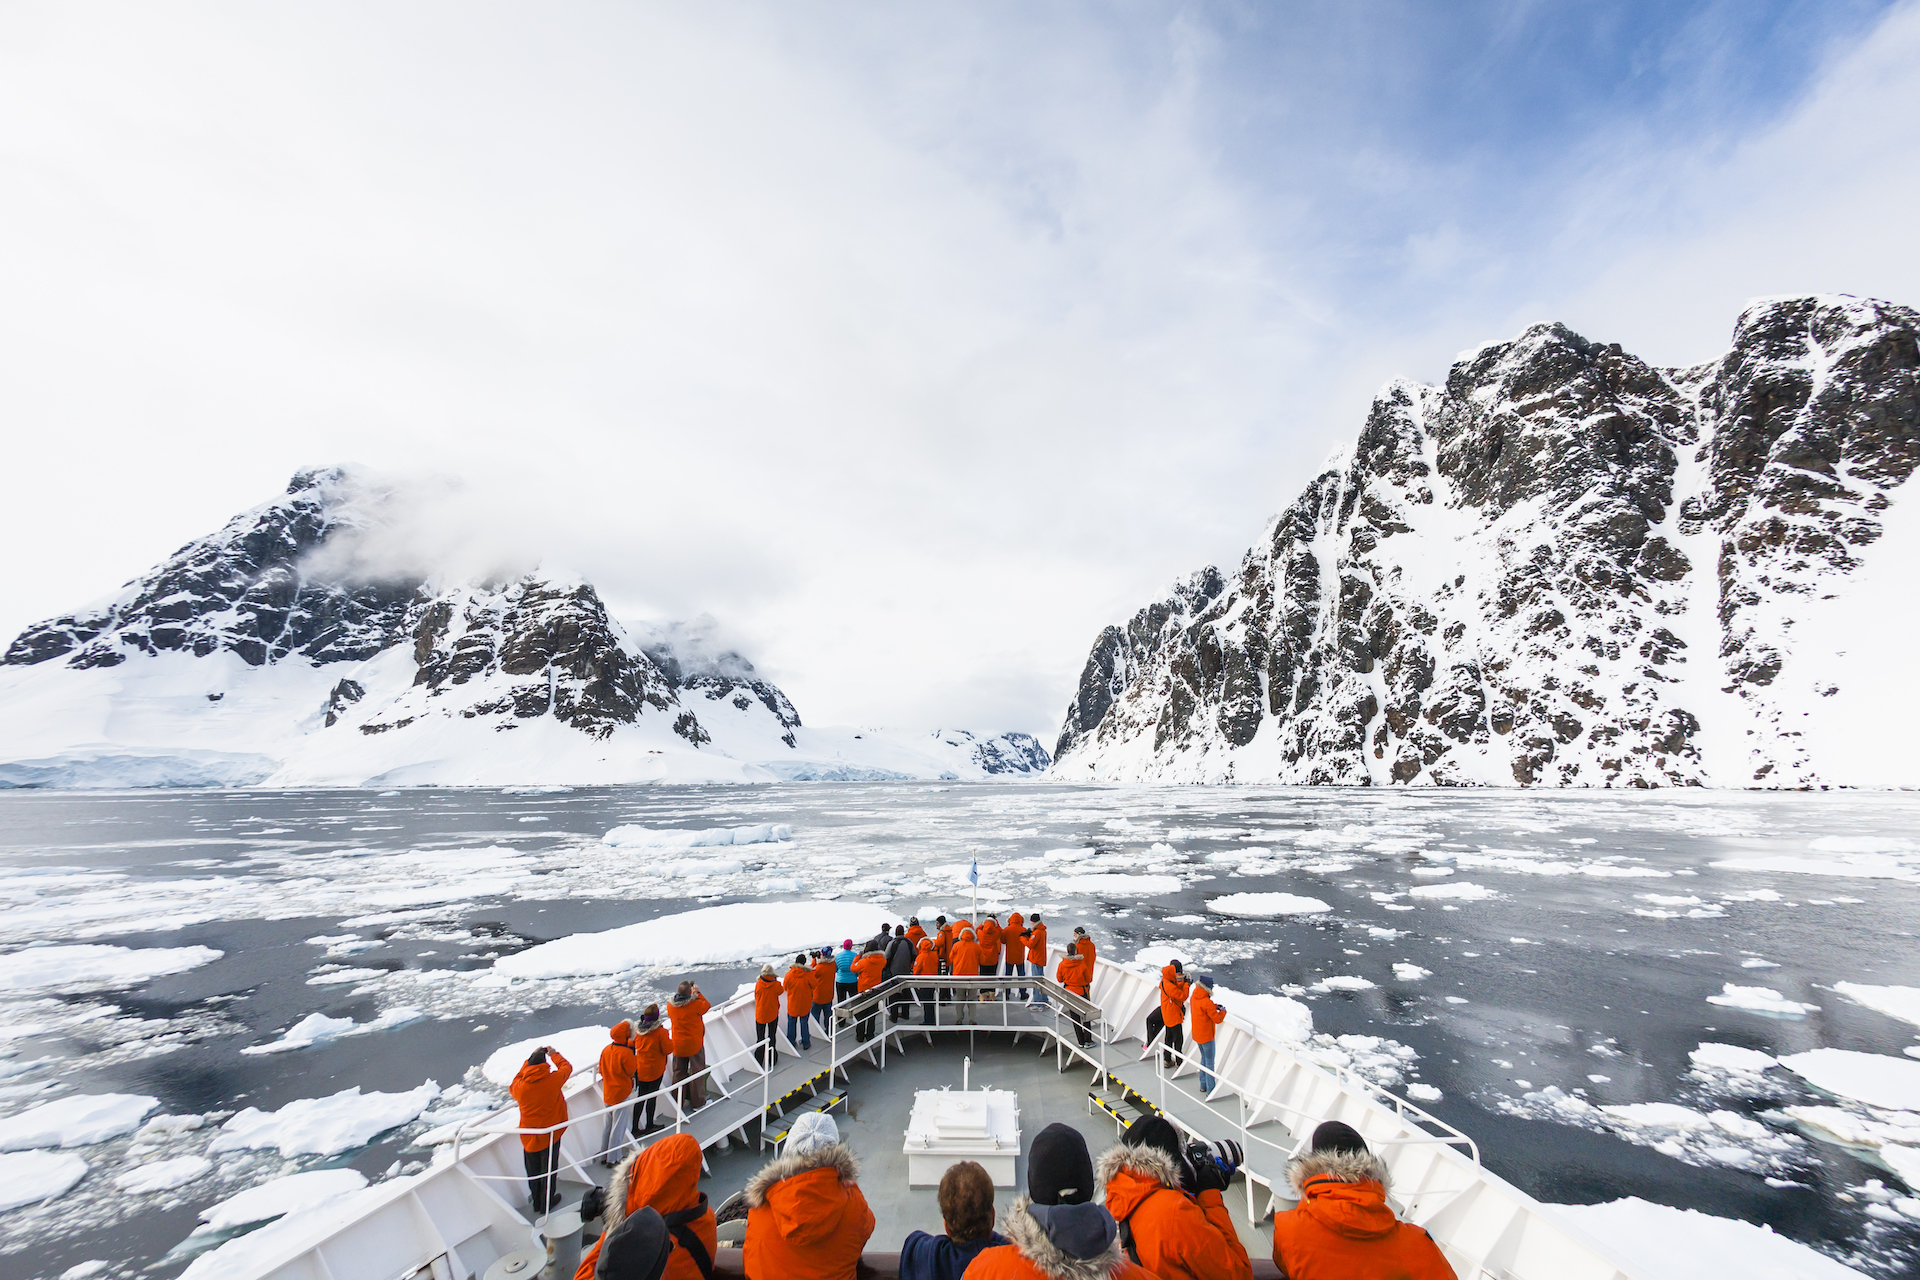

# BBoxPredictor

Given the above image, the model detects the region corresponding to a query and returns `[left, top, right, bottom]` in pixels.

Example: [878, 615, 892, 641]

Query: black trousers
[524, 1143, 561, 1217]
[1163, 1022, 1185, 1067]
[634, 1076, 662, 1133]
[917, 987, 937, 1022]
[755, 1020, 778, 1068]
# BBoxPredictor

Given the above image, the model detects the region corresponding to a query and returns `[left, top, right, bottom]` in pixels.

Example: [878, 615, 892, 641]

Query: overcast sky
[4, 0, 1918, 741]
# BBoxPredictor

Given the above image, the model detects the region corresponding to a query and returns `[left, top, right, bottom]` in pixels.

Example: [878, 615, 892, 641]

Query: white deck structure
[236, 951, 1643, 1280]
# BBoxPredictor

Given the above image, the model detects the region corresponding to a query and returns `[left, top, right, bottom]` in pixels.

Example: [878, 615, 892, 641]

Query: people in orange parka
[1054, 948, 1093, 1046]
[1073, 925, 1097, 966]
[1002, 910, 1028, 998]
[573, 1132, 717, 1280]
[1099, 1116, 1252, 1280]
[906, 917, 928, 947]
[597, 1021, 640, 1167]
[811, 949, 836, 1037]
[631, 1005, 670, 1134]
[1270, 1122, 1458, 1280]
[783, 953, 815, 1052]
[1025, 914, 1049, 1004]
[949, 928, 983, 1024]
[966, 1122, 1154, 1280]
[911, 936, 939, 1024]
[1190, 976, 1226, 1094]
[853, 943, 887, 993]
[754, 964, 784, 1071]
[1156, 959, 1192, 1069]
[743, 1111, 874, 1280]
[978, 916, 1003, 987]
[668, 981, 711, 1112]
[510, 1045, 572, 1217]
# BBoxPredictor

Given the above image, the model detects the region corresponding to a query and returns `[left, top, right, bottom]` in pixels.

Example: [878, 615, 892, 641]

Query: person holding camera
[509, 1044, 572, 1217]
[1097, 1115, 1251, 1280]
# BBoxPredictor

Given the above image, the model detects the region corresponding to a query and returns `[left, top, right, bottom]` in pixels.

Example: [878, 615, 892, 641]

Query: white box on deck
[904, 1088, 1020, 1186]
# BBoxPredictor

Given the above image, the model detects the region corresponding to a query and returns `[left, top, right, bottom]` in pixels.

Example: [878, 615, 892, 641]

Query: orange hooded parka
[743, 1138, 875, 1280]
[1098, 1142, 1252, 1280]
[509, 1049, 572, 1152]
[1270, 1147, 1458, 1280]
[573, 1132, 717, 1280]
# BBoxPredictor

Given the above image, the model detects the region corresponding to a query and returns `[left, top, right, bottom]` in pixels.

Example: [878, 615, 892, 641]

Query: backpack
[662, 1197, 714, 1280]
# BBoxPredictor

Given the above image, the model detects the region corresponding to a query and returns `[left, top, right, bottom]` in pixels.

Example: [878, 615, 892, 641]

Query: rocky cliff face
[3, 467, 722, 748]
[4, 467, 419, 670]
[1054, 295, 1920, 788]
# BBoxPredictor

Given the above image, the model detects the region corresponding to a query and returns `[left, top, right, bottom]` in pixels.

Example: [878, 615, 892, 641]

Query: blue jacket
[836, 947, 857, 982]
[899, 1230, 1007, 1280]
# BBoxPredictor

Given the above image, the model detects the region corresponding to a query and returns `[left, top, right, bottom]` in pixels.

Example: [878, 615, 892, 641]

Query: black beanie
[595, 1205, 673, 1280]
[526, 1047, 548, 1066]
[1311, 1121, 1368, 1155]
[1027, 1122, 1096, 1205]
[1122, 1114, 1183, 1163]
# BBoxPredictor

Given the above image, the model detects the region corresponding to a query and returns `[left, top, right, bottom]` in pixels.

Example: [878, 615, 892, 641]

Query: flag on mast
[969, 857, 979, 921]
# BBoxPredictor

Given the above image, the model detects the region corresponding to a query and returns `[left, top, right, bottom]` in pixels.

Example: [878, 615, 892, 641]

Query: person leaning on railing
[1054, 949, 1093, 1047]
[949, 928, 982, 1025]
[884, 925, 916, 1022]
[1191, 976, 1225, 1096]
[1002, 910, 1028, 999]
[509, 1045, 572, 1218]
[668, 981, 711, 1113]
[853, 941, 887, 1040]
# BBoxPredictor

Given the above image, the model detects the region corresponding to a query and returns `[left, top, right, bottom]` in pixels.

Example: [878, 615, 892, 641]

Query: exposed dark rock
[1054, 296, 1920, 788]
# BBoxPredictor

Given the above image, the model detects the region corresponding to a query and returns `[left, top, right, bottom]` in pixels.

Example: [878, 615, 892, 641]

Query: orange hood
[744, 1142, 862, 1245]
[623, 1132, 703, 1217]
[610, 1020, 632, 1044]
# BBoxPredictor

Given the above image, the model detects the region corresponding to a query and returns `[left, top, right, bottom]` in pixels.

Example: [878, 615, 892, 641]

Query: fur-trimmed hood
[998, 1196, 1128, 1280]
[1094, 1141, 1181, 1192]
[743, 1142, 859, 1207]
[1287, 1146, 1391, 1195]
[742, 1142, 865, 1251]
[606, 1132, 705, 1234]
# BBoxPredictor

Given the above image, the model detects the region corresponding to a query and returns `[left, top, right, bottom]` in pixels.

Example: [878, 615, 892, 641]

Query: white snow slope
[0, 470, 1049, 789]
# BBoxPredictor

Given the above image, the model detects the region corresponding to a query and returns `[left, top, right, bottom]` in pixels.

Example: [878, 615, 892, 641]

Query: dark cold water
[2, 783, 1919, 1278]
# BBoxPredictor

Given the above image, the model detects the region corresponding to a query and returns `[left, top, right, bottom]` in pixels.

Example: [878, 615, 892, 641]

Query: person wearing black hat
[1270, 1121, 1457, 1279]
[965, 1123, 1152, 1280]
[593, 1203, 675, 1280]
[1097, 1115, 1251, 1280]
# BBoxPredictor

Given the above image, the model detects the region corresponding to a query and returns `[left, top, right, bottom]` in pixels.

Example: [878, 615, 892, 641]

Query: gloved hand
[580, 1185, 608, 1223]
[1180, 1138, 1244, 1194]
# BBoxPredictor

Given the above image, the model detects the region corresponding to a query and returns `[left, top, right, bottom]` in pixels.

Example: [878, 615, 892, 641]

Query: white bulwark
[904, 1087, 1020, 1186]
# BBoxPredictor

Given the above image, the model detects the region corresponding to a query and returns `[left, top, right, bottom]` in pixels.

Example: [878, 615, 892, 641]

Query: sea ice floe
[1779, 1048, 1920, 1112]
[490, 901, 896, 980]
[199, 1168, 369, 1229]
[1407, 882, 1500, 901]
[1205, 893, 1331, 917]
[1308, 976, 1376, 993]
[0, 1149, 88, 1211]
[1741, 958, 1780, 968]
[1407, 1083, 1442, 1102]
[1392, 963, 1432, 981]
[1550, 1197, 1867, 1279]
[179, 1181, 392, 1280]
[209, 1082, 440, 1157]
[1706, 985, 1818, 1018]
[601, 823, 792, 849]
[1833, 982, 1920, 1029]
[0, 944, 223, 992]
[1688, 1043, 1778, 1076]
[241, 1007, 423, 1055]
[1502, 1087, 1799, 1172]
[1045, 874, 1182, 896]
[0, 1093, 157, 1150]
[114, 1154, 212, 1193]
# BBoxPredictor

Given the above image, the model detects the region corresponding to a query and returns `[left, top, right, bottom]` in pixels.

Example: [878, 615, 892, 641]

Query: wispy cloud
[0, 1, 1914, 738]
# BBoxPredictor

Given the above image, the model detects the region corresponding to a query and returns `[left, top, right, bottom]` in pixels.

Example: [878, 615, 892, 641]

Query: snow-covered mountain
[0, 468, 1049, 788]
[1054, 294, 1920, 788]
